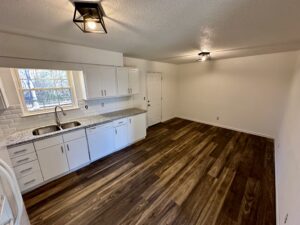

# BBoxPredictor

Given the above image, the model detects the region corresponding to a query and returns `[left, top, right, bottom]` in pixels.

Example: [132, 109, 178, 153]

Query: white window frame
[12, 68, 79, 117]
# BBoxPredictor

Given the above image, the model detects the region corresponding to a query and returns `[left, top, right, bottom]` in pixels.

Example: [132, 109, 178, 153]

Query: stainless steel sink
[61, 121, 81, 129]
[32, 125, 61, 136]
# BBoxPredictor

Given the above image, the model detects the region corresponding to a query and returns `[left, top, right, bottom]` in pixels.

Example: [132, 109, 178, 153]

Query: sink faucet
[55, 106, 66, 127]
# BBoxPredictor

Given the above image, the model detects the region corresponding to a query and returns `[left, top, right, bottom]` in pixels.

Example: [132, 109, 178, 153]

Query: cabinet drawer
[63, 129, 86, 142]
[8, 143, 35, 158]
[14, 160, 41, 178]
[11, 152, 37, 167]
[18, 171, 43, 192]
[34, 135, 63, 150]
[113, 118, 128, 127]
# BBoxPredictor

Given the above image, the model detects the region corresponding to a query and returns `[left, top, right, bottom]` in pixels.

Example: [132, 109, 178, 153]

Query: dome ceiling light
[73, 1, 107, 34]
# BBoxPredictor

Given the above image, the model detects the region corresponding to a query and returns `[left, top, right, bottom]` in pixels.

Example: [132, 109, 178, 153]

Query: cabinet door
[65, 137, 90, 170]
[100, 67, 117, 97]
[128, 113, 147, 144]
[83, 65, 103, 99]
[114, 124, 129, 151]
[37, 145, 69, 181]
[129, 68, 140, 94]
[87, 125, 115, 161]
[116, 67, 129, 96]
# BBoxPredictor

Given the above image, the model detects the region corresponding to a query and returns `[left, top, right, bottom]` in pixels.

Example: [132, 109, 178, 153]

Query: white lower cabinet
[114, 123, 129, 151]
[9, 113, 147, 192]
[128, 113, 147, 143]
[18, 171, 43, 192]
[37, 144, 69, 181]
[65, 137, 90, 170]
[87, 123, 115, 162]
[8, 142, 44, 192]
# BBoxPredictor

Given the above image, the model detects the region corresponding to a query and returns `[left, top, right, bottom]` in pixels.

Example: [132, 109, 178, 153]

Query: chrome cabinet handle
[14, 149, 27, 155]
[115, 129, 117, 134]
[101, 90, 103, 96]
[129, 119, 132, 123]
[17, 158, 29, 163]
[61, 146, 64, 153]
[128, 88, 130, 94]
[24, 179, 36, 186]
[20, 167, 32, 174]
[104, 90, 107, 96]
[67, 144, 70, 151]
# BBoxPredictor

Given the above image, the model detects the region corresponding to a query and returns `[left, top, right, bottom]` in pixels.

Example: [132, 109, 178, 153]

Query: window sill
[20, 106, 80, 118]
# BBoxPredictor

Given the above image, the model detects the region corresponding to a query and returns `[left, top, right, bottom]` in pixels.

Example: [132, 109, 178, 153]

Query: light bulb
[86, 21, 97, 30]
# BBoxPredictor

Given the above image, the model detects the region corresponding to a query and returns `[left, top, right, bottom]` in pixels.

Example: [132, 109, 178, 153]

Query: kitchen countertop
[4, 108, 147, 147]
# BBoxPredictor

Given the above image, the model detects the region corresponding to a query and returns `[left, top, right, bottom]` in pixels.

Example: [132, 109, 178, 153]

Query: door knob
[148, 104, 151, 107]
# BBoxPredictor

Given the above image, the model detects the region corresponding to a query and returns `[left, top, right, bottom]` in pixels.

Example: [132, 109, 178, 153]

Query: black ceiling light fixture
[198, 52, 211, 62]
[73, 1, 107, 33]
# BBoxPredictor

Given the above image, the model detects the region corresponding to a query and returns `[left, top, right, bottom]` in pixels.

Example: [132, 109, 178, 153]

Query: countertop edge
[5, 108, 147, 148]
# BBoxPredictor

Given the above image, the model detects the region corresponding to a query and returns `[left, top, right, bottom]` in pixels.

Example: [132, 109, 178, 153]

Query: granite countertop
[4, 108, 147, 147]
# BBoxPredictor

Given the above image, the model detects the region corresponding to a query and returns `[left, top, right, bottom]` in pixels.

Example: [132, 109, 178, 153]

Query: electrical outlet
[284, 213, 288, 224]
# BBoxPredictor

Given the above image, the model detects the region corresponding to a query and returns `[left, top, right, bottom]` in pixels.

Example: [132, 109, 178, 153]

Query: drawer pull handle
[24, 179, 36, 186]
[118, 121, 123, 124]
[14, 149, 27, 155]
[67, 144, 70, 151]
[17, 158, 30, 163]
[20, 167, 33, 174]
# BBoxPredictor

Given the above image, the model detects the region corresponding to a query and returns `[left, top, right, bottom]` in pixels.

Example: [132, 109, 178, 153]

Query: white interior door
[147, 72, 162, 127]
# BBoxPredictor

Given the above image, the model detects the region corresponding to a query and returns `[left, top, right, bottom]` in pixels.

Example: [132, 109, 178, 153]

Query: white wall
[0, 32, 123, 67]
[177, 51, 298, 138]
[275, 51, 300, 225]
[124, 57, 178, 122]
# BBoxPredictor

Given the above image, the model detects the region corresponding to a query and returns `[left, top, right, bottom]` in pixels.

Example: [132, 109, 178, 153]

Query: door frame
[146, 72, 163, 127]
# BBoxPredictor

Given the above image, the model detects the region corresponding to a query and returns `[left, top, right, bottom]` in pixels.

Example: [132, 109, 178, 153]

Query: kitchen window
[13, 68, 78, 116]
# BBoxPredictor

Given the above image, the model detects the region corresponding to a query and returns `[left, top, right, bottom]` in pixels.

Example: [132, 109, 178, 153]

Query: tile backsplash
[0, 96, 135, 138]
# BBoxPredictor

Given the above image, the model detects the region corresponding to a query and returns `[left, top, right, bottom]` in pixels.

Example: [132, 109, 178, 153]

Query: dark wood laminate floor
[23, 118, 276, 225]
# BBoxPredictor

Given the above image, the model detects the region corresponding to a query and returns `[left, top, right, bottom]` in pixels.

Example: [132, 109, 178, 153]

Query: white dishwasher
[86, 122, 115, 162]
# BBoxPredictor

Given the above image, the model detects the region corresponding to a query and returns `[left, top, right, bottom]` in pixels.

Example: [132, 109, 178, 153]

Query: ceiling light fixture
[73, 1, 107, 33]
[198, 52, 211, 62]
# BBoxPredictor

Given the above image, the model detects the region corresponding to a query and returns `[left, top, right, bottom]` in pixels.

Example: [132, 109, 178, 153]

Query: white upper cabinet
[116, 67, 140, 96]
[83, 66, 139, 99]
[116, 67, 129, 96]
[100, 67, 117, 97]
[83, 65, 117, 99]
[128, 68, 140, 95]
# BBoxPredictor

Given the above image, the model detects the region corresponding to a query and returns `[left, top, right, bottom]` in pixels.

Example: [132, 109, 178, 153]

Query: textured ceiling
[0, 0, 300, 63]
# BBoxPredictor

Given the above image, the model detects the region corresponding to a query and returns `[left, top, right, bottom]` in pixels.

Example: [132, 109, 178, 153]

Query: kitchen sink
[61, 121, 81, 129]
[32, 121, 81, 135]
[32, 125, 61, 136]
